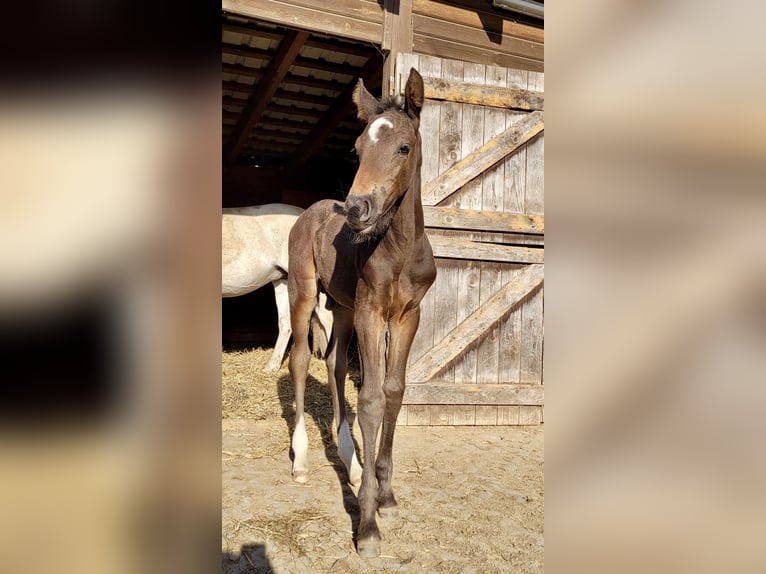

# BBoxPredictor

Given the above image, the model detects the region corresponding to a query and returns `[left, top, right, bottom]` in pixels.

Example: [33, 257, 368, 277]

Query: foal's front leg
[354, 306, 388, 558]
[376, 308, 420, 517]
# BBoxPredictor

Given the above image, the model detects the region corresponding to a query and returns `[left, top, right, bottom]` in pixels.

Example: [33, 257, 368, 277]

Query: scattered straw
[222, 347, 361, 448]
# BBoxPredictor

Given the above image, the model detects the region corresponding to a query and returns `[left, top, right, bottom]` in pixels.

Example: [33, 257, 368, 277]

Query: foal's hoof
[292, 470, 309, 484]
[356, 537, 381, 558]
[378, 504, 399, 519]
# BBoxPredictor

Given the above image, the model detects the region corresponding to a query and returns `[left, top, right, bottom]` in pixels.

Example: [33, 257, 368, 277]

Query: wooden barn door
[393, 53, 544, 425]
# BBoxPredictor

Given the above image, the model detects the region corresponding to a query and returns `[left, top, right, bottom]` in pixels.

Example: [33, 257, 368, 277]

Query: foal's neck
[387, 162, 425, 250]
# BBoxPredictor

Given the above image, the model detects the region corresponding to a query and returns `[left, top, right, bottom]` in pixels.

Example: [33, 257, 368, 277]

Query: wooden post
[382, 0, 413, 96]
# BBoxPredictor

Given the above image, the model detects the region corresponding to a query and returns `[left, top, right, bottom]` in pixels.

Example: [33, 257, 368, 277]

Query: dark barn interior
[221, 13, 385, 350]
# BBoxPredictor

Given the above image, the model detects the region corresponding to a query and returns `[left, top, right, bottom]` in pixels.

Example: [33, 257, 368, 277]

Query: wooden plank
[430, 405, 454, 425]
[428, 235, 543, 264]
[407, 264, 544, 382]
[453, 406, 476, 425]
[497, 405, 520, 425]
[518, 405, 543, 425]
[451, 62, 485, 383]
[413, 34, 543, 73]
[476, 67, 509, 384]
[421, 110, 544, 206]
[412, 0, 544, 44]
[223, 0, 383, 44]
[396, 405, 408, 426]
[432, 58, 464, 384]
[477, 261, 503, 384]
[412, 14, 543, 62]
[475, 405, 498, 425]
[406, 404, 430, 425]
[423, 76, 543, 111]
[382, 0, 413, 96]
[224, 29, 309, 164]
[430, 260, 460, 383]
[403, 382, 543, 406]
[519, 70, 545, 385]
[498, 264, 524, 384]
[221, 42, 271, 61]
[423, 206, 543, 234]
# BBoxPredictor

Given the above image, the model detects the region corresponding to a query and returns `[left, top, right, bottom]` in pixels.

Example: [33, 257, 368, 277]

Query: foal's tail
[310, 313, 327, 358]
[309, 291, 333, 359]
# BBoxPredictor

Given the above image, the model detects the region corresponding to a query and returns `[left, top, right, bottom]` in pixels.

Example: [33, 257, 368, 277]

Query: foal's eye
[398, 144, 410, 155]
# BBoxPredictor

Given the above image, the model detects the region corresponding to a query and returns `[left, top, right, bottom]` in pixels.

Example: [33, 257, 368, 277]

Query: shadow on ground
[222, 544, 272, 574]
[276, 371, 362, 541]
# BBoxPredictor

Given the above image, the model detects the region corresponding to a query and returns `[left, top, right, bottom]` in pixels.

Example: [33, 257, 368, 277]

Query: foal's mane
[374, 95, 405, 116]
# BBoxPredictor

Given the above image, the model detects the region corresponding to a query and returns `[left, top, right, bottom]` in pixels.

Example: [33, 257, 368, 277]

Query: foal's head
[344, 68, 425, 239]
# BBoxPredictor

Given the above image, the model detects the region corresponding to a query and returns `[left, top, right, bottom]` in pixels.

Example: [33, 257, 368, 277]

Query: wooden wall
[393, 52, 544, 425]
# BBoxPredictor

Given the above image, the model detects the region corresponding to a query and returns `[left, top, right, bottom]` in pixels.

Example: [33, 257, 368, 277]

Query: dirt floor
[222, 349, 544, 573]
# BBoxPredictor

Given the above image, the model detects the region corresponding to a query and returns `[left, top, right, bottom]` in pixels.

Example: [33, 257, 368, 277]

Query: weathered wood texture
[395, 53, 544, 425]
[408, 264, 543, 382]
[222, 0, 384, 43]
[423, 77, 544, 111]
[223, 0, 543, 71]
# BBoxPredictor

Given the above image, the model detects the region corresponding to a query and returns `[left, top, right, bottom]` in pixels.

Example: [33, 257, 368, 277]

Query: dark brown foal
[287, 68, 436, 558]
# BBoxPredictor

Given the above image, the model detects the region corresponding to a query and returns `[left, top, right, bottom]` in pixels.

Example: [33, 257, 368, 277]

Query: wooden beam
[223, 80, 254, 94]
[222, 0, 383, 44]
[407, 264, 544, 382]
[224, 29, 310, 164]
[413, 34, 543, 72]
[292, 54, 363, 77]
[403, 382, 543, 405]
[423, 206, 544, 234]
[265, 103, 323, 119]
[412, 13, 543, 61]
[423, 77, 543, 111]
[290, 54, 383, 166]
[221, 42, 271, 61]
[222, 63, 262, 78]
[427, 234, 543, 264]
[222, 21, 283, 42]
[412, 0, 544, 44]
[421, 110, 543, 205]
[382, 0, 413, 96]
[223, 95, 247, 108]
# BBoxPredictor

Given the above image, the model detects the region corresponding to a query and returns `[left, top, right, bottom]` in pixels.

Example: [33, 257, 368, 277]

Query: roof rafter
[290, 54, 384, 166]
[224, 29, 310, 164]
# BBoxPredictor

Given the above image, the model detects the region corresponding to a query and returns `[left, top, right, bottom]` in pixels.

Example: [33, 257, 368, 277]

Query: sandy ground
[222, 350, 544, 573]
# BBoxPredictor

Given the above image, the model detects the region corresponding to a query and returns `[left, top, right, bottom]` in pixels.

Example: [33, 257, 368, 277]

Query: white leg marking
[338, 420, 363, 487]
[368, 117, 393, 143]
[291, 415, 309, 482]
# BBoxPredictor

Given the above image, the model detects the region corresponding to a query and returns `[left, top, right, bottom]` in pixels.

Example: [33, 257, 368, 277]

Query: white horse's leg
[264, 278, 291, 372]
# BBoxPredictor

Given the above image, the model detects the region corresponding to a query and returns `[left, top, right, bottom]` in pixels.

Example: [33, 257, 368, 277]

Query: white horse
[222, 203, 332, 372]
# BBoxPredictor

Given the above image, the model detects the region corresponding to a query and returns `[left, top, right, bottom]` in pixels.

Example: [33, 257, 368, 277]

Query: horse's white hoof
[263, 361, 280, 373]
[292, 470, 309, 484]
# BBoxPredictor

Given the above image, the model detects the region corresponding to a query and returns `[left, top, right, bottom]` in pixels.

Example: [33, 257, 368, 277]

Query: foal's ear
[352, 78, 380, 124]
[404, 67, 424, 120]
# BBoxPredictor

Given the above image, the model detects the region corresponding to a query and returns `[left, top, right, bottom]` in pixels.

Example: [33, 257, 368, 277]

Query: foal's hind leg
[288, 269, 319, 483]
[376, 308, 421, 518]
[325, 306, 362, 487]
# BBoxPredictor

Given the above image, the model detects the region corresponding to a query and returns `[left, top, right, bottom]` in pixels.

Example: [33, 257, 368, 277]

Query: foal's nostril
[357, 198, 371, 222]
[347, 196, 372, 223]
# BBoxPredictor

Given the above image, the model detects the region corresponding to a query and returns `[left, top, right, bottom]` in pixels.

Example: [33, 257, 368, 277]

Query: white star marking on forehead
[368, 117, 393, 143]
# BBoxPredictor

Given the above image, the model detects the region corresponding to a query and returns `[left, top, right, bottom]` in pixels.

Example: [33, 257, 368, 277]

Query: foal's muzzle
[344, 195, 374, 231]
